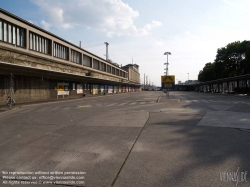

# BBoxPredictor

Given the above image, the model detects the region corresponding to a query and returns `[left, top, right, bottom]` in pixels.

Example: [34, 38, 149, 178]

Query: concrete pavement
[0, 91, 250, 187]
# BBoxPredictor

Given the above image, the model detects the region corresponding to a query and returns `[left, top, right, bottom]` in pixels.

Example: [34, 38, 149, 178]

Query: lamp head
[164, 52, 171, 55]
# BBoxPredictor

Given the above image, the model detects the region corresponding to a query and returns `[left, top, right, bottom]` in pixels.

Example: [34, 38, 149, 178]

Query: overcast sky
[1, 0, 250, 86]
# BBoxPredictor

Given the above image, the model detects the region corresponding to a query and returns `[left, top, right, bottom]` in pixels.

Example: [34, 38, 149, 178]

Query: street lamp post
[164, 52, 171, 76]
[187, 73, 189, 84]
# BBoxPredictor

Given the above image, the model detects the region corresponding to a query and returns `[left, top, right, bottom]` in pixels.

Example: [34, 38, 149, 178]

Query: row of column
[197, 80, 250, 94]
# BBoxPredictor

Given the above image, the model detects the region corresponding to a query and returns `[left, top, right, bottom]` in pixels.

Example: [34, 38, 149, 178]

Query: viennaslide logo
[220, 167, 247, 186]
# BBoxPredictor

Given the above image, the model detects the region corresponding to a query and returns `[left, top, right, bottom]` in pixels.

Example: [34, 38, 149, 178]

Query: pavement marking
[220, 101, 229, 103]
[129, 102, 136, 105]
[95, 104, 103, 107]
[140, 102, 146, 104]
[106, 103, 118, 106]
[78, 105, 92, 108]
[202, 100, 209, 103]
[149, 101, 155, 104]
[117, 103, 127, 106]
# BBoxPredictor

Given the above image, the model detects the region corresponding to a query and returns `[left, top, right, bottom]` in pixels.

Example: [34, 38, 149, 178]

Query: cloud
[41, 20, 51, 30]
[222, 0, 250, 13]
[30, 0, 162, 37]
[185, 31, 191, 36]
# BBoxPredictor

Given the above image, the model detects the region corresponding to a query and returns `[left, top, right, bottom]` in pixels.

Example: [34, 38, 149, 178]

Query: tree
[198, 62, 216, 82]
[199, 40, 250, 82]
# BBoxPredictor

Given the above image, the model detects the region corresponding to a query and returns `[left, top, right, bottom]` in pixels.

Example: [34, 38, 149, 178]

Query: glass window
[29, 33, 32, 49]
[4, 22, 7, 42]
[45, 39, 47, 54]
[8, 24, 12, 43]
[39, 37, 41, 52]
[41, 38, 44, 53]
[12, 26, 16, 44]
[32, 34, 35, 50]
[36, 36, 38, 51]
[0, 20, 2, 41]
[53, 42, 68, 59]
[20, 29, 25, 47]
[16, 27, 20, 45]
[29, 32, 50, 54]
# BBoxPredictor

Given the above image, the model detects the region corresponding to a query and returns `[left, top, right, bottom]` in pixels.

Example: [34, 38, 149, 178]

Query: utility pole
[104, 42, 109, 61]
[144, 73, 145, 90]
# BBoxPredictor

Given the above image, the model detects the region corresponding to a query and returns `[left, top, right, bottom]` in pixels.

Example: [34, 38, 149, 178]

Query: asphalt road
[0, 91, 250, 187]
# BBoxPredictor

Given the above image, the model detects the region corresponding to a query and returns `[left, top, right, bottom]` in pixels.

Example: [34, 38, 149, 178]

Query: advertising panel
[114, 86, 117, 93]
[161, 75, 175, 90]
[77, 84, 83, 94]
[108, 86, 113, 93]
[58, 83, 69, 95]
[92, 85, 98, 94]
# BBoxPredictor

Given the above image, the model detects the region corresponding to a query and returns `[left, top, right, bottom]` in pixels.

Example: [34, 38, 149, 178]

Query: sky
[1, 0, 250, 86]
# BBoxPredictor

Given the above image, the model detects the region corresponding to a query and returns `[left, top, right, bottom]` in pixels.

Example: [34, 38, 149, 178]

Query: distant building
[122, 64, 140, 84]
[185, 80, 198, 85]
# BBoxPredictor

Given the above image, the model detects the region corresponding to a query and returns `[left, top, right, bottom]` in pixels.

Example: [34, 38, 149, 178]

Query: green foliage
[198, 62, 216, 82]
[198, 40, 250, 82]
[86, 71, 93, 76]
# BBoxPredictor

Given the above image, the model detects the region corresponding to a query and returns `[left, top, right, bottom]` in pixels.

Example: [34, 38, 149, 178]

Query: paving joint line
[111, 112, 151, 186]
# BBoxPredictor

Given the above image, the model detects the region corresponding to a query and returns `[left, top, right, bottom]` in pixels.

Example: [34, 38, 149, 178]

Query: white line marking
[118, 103, 127, 106]
[106, 103, 118, 106]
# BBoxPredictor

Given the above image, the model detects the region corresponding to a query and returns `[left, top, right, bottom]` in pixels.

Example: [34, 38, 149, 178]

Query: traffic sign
[161, 75, 175, 89]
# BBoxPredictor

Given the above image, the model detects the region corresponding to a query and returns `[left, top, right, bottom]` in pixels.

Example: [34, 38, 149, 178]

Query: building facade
[0, 8, 140, 105]
[122, 64, 140, 84]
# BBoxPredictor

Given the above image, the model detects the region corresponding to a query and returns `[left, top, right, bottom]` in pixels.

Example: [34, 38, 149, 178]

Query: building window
[12, 26, 16, 44]
[3, 22, 7, 42]
[107, 65, 111, 73]
[83, 54, 91, 67]
[93, 59, 99, 70]
[71, 49, 82, 64]
[0, 20, 2, 41]
[0, 19, 26, 47]
[29, 32, 51, 54]
[99, 62, 106, 72]
[53, 42, 68, 60]
[112, 67, 115, 75]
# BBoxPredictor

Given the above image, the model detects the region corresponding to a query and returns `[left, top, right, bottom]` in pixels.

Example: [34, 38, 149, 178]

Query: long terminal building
[0, 8, 141, 105]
